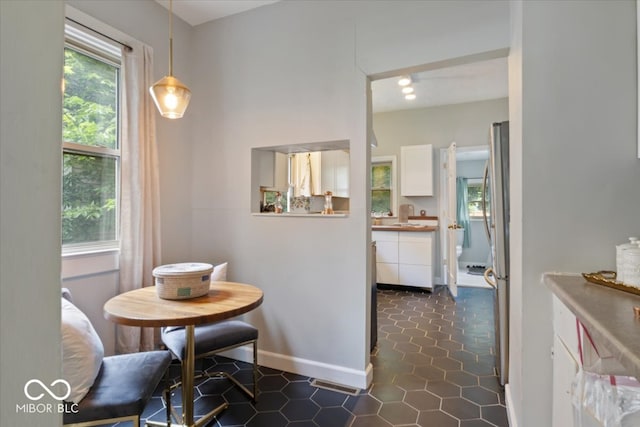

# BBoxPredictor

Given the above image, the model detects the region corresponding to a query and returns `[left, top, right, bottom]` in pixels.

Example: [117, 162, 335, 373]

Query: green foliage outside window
[63, 48, 117, 148]
[371, 163, 392, 214]
[62, 47, 119, 245]
[467, 181, 489, 217]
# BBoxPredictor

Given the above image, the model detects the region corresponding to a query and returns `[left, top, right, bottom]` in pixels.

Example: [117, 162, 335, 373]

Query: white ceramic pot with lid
[616, 237, 638, 283]
[622, 245, 640, 288]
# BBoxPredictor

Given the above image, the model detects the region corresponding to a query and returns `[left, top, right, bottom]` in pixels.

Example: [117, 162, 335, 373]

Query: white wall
[373, 98, 508, 280]
[188, 1, 509, 387]
[0, 1, 64, 425]
[509, 1, 640, 426]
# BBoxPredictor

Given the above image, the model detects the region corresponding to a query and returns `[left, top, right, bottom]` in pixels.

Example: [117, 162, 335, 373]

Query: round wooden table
[104, 281, 263, 427]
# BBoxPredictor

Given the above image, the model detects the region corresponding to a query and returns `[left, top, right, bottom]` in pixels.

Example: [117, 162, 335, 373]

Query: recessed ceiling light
[402, 86, 414, 94]
[398, 76, 412, 86]
[405, 93, 416, 100]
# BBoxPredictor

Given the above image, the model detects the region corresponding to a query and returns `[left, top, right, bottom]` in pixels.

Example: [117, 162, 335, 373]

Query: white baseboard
[505, 383, 517, 427]
[221, 346, 373, 391]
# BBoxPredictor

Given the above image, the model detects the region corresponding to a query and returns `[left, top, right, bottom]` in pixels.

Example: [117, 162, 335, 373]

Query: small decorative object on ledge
[291, 196, 310, 214]
[322, 191, 334, 215]
[582, 271, 640, 297]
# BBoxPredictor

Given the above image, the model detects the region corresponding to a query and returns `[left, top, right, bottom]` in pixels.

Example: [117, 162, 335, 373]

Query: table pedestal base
[148, 368, 250, 427]
[145, 401, 228, 427]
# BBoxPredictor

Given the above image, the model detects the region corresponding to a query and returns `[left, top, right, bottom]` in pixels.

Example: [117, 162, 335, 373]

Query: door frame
[438, 144, 490, 290]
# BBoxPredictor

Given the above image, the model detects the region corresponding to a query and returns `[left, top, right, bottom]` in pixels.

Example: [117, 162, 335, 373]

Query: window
[371, 156, 397, 216]
[62, 26, 121, 251]
[466, 179, 489, 218]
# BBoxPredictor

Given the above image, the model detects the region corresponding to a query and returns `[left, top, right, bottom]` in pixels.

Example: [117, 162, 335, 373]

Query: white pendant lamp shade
[150, 75, 191, 119]
[150, 0, 191, 119]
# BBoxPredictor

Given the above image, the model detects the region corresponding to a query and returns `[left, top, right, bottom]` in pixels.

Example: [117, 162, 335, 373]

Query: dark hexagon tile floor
[111, 286, 508, 427]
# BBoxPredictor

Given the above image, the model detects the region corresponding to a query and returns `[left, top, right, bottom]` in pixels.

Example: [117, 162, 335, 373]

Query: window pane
[372, 189, 391, 213]
[467, 182, 490, 217]
[62, 153, 117, 244]
[467, 183, 484, 202]
[63, 48, 118, 149]
[372, 164, 391, 189]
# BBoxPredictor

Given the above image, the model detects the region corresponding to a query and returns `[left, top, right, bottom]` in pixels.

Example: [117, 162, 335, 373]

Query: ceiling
[156, 1, 508, 113]
[371, 57, 508, 113]
[155, 0, 279, 27]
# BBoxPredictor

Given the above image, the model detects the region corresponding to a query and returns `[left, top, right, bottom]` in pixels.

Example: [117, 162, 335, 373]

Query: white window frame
[62, 21, 122, 256]
[371, 155, 397, 218]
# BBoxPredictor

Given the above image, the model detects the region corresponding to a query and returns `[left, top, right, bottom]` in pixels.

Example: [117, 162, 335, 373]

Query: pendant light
[150, 0, 191, 119]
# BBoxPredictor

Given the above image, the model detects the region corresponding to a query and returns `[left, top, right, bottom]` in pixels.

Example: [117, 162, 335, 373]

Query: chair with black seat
[161, 320, 259, 405]
[63, 351, 172, 427]
[61, 289, 172, 427]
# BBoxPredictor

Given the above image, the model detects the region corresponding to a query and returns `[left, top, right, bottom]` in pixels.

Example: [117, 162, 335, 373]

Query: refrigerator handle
[481, 161, 491, 243]
[484, 267, 497, 288]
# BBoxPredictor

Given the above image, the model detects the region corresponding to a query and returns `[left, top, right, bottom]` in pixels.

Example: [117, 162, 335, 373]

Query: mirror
[251, 140, 350, 214]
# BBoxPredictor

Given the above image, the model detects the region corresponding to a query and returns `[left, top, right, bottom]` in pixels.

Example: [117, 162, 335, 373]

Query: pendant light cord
[169, 0, 174, 76]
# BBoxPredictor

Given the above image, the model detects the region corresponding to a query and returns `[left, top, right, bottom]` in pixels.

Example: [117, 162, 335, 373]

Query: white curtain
[117, 44, 162, 353]
[298, 154, 312, 196]
[292, 152, 321, 196]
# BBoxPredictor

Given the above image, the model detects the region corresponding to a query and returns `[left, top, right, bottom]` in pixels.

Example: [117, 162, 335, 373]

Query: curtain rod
[66, 17, 133, 52]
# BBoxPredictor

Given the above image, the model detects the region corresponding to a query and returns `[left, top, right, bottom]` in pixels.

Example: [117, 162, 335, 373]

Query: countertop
[543, 273, 640, 379]
[372, 225, 437, 232]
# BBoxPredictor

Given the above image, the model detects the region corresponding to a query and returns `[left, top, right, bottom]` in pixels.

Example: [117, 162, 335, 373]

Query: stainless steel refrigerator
[482, 121, 510, 386]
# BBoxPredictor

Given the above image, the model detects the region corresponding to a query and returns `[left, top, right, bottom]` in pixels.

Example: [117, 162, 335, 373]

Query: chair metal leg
[155, 337, 258, 426]
[252, 340, 258, 402]
[201, 339, 258, 402]
[163, 387, 172, 425]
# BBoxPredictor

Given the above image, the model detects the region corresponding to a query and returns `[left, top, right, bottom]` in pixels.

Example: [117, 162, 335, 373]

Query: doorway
[367, 54, 508, 361]
[445, 145, 492, 289]
[369, 57, 508, 288]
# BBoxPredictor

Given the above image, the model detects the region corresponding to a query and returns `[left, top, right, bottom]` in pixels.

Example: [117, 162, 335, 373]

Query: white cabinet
[372, 230, 433, 289]
[254, 150, 276, 188]
[374, 231, 399, 285]
[321, 150, 349, 197]
[274, 152, 288, 189]
[552, 295, 602, 427]
[399, 233, 433, 287]
[254, 151, 288, 189]
[552, 295, 580, 427]
[401, 144, 433, 196]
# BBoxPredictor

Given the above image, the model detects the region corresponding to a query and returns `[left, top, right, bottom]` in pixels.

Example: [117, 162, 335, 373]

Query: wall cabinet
[274, 152, 288, 189]
[401, 144, 433, 196]
[372, 231, 433, 289]
[254, 151, 289, 189]
[321, 150, 349, 197]
[254, 150, 277, 188]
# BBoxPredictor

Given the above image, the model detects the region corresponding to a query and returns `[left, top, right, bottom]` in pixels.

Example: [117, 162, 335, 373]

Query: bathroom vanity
[372, 225, 436, 290]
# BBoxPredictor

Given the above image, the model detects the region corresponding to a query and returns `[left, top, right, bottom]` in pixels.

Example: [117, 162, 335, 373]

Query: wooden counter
[372, 225, 437, 232]
[544, 273, 640, 379]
